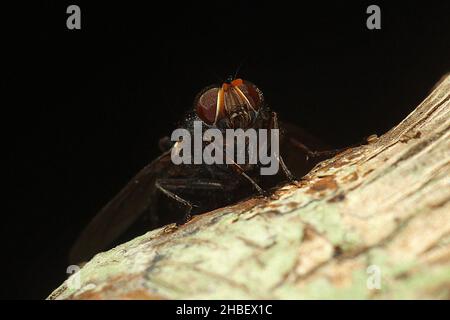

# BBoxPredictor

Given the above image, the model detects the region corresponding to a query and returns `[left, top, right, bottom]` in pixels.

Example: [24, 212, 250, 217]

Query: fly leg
[228, 162, 268, 197]
[270, 112, 297, 182]
[206, 138, 267, 197]
[155, 180, 193, 225]
[155, 179, 225, 225]
[288, 138, 348, 161]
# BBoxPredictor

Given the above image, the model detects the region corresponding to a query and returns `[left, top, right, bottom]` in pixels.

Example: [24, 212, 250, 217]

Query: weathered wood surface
[49, 75, 450, 300]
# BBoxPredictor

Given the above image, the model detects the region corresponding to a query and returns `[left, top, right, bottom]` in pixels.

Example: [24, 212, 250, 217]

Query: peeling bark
[48, 74, 450, 300]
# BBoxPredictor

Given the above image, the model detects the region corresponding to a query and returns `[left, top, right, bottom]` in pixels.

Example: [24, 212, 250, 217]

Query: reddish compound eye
[195, 86, 219, 125]
[195, 85, 226, 125]
[235, 80, 264, 111]
[194, 79, 264, 126]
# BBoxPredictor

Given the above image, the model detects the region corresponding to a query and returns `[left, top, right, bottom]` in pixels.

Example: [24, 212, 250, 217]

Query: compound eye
[195, 87, 219, 125]
[235, 80, 264, 110]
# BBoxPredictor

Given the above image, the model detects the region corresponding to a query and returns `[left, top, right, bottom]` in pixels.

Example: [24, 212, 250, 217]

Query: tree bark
[49, 74, 450, 300]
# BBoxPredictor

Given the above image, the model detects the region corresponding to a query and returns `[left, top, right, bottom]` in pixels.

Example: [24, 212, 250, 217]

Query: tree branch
[49, 74, 450, 300]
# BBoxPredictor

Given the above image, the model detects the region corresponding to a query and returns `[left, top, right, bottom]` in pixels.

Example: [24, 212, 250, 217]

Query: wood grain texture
[48, 74, 450, 300]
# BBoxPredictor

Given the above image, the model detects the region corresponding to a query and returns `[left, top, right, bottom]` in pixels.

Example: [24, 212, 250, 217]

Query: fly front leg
[229, 163, 268, 197]
[207, 138, 268, 197]
[270, 112, 298, 183]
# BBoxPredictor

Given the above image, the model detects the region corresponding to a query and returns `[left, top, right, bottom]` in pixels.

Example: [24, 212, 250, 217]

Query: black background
[3, 1, 450, 299]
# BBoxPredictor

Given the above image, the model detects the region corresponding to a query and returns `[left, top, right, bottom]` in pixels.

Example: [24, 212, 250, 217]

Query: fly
[70, 77, 343, 263]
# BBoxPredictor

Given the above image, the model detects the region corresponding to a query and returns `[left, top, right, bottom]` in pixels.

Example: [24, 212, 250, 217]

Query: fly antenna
[233, 56, 248, 79]
[201, 64, 224, 84]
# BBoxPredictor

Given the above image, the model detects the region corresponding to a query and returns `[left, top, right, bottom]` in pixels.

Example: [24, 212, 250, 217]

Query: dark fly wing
[69, 150, 173, 264]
